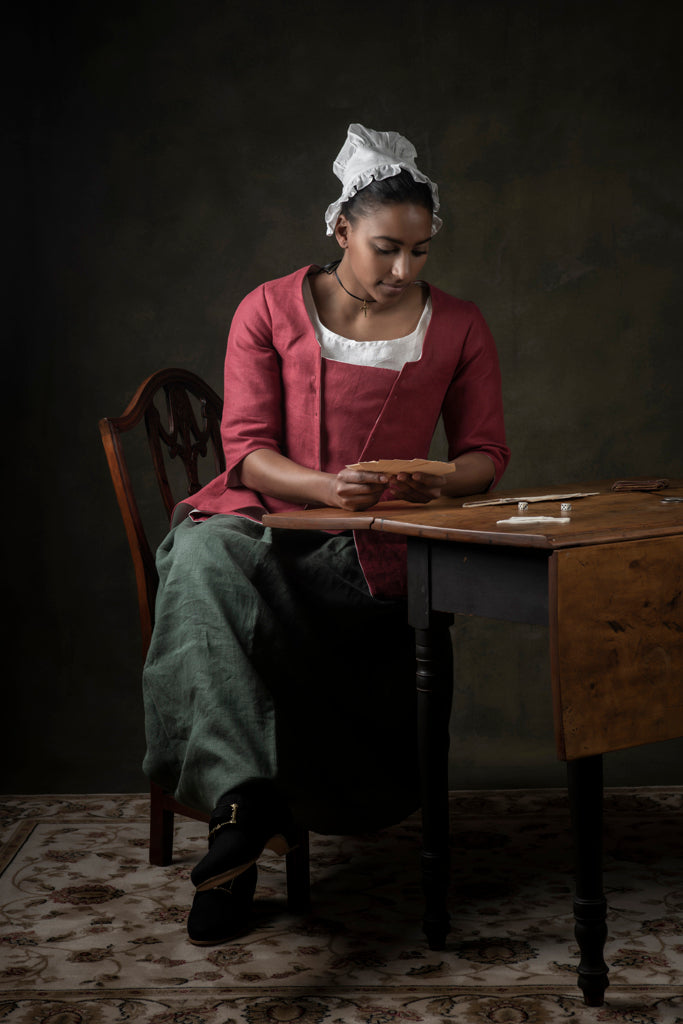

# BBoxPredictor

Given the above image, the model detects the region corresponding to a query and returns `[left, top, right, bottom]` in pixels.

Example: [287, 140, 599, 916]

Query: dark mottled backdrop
[9, 0, 682, 794]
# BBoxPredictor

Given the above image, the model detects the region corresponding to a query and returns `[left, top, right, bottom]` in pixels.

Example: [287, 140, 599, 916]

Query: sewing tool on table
[464, 491, 598, 508]
[496, 515, 571, 526]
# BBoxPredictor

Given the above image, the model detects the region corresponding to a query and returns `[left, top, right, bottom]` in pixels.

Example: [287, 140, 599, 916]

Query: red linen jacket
[188, 266, 510, 597]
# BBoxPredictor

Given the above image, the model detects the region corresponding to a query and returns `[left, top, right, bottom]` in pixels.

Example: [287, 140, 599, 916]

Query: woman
[142, 124, 510, 945]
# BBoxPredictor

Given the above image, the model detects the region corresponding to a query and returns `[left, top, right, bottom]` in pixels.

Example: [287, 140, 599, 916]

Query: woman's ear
[334, 214, 351, 249]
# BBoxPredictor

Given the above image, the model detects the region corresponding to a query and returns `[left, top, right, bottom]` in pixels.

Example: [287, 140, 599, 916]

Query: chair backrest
[99, 368, 224, 656]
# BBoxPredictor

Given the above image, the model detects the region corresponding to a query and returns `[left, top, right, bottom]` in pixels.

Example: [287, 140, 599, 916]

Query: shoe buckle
[208, 802, 238, 839]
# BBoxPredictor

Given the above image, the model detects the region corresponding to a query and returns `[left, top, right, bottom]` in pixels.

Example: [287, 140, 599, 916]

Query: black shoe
[190, 780, 296, 892]
[187, 863, 257, 946]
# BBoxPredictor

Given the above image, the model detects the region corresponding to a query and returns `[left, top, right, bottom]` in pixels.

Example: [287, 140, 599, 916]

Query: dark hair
[340, 168, 434, 224]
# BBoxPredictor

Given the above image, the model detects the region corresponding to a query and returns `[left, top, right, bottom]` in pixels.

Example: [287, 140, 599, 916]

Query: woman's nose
[391, 252, 409, 280]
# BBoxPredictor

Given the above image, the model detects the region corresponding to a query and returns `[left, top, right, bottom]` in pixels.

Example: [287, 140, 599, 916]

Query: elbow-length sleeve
[220, 285, 285, 486]
[441, 304, 510, 485]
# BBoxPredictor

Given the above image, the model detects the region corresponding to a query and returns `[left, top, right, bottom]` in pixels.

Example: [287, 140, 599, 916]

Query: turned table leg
[567, 754, 609, 1006]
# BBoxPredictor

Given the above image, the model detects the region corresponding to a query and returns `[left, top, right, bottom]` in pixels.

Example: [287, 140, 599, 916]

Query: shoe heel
[265, 833, 297, 856]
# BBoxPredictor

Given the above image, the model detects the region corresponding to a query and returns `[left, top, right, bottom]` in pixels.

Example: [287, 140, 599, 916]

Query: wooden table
[264, 481, 683, 1006]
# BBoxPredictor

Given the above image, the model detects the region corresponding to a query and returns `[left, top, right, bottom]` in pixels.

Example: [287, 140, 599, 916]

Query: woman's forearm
[239, 449, 335, 507]
[442, 452, 496, 498]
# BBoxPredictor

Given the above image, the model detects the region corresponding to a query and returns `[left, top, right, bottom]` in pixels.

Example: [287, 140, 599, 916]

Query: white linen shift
[302, 278, 433, 371]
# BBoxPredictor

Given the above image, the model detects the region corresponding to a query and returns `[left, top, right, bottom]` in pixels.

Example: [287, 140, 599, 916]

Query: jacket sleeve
[441, 304, 510, 485]
[220, 285, 285, 485]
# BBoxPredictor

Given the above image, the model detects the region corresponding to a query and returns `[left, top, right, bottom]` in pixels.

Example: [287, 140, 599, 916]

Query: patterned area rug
[1, 789, 682, 1023]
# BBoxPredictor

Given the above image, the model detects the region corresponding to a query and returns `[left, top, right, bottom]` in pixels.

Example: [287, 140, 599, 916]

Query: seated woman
[142, 123, 510, 945]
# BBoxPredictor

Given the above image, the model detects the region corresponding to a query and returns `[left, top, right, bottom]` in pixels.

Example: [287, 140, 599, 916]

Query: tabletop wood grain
[264, 480, 683, 548]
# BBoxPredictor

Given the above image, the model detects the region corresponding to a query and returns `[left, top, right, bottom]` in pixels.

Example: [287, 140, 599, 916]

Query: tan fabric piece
[346, 458, 455, 476]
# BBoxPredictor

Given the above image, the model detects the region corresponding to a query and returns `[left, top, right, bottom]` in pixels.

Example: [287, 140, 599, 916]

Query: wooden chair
[99, 367, 310, 910]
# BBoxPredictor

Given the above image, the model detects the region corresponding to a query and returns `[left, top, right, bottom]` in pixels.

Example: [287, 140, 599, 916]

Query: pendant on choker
[333, 268, 376, 317]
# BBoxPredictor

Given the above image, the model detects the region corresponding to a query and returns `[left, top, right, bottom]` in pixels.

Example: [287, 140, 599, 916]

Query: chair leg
[149, 782, 175, 866]
[285, 826, 311, 912]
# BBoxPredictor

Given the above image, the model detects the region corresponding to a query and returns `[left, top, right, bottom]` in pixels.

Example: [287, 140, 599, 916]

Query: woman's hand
[239, 449, 495, 511]
[328, 468, 389, 511]
[387, 472, 448, 504]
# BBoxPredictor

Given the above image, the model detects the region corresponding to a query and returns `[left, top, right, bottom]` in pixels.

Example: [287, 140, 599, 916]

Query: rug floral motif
[0, 789, 682, 1023]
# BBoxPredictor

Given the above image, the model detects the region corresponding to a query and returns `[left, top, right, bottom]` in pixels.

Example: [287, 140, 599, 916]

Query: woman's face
[335, 202, 433, 307]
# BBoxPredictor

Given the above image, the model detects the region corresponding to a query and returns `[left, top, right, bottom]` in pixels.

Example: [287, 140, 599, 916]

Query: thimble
[518, 501, 529, 512]
[560, 502, 572, 512]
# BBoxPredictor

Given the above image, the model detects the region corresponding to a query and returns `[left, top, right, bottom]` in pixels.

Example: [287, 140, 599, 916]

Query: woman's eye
[374, 247, 428, 257]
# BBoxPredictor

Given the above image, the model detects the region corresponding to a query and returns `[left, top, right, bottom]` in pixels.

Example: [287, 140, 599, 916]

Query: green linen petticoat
[142, 514, 419, 834]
